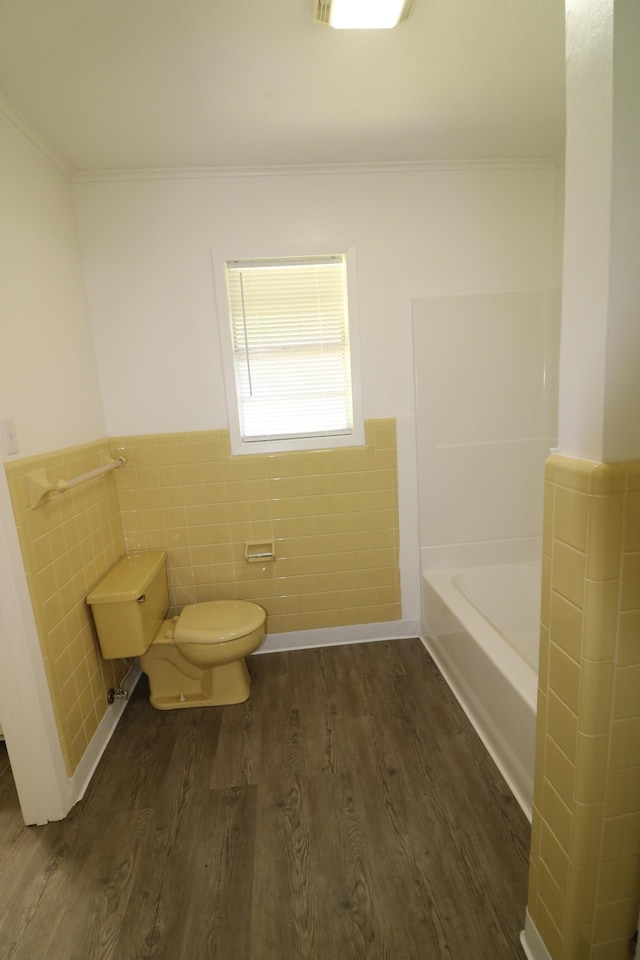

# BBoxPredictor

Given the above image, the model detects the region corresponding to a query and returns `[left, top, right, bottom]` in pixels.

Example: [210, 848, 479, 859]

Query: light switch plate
[0, 419, 19, 456]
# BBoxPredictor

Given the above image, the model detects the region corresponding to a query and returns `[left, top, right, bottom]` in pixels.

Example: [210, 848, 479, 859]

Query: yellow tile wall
[4, 441, 126, 776]
[4, 420, 400, 780]
[529, 455, 640, 960]
[111, 419, 401, 634]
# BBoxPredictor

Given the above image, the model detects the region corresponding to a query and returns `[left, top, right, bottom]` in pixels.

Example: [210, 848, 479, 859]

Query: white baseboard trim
[256, 619, 421, 655]
[70, 665, 142, 803]
[521, 910, 552, 960]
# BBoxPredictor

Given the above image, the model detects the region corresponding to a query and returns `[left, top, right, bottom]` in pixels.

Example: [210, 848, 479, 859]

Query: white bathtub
[421, 562, 540, 821]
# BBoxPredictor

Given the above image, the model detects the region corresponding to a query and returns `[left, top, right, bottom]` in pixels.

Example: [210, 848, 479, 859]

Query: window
[214, 246, 363, 455]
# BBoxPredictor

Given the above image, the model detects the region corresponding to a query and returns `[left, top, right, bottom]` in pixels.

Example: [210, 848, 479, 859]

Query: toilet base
[141, 641, 252, 710]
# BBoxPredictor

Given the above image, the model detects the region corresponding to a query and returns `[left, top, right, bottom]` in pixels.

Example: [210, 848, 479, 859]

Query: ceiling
[0, 0, 565, 174]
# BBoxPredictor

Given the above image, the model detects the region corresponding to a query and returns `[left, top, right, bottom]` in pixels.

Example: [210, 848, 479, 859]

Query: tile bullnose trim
[3, 438, 112, 478]
[546, 454, 628, 495]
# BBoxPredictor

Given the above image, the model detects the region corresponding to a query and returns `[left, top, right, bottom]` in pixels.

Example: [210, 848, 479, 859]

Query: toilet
[87, 550, 266, 710]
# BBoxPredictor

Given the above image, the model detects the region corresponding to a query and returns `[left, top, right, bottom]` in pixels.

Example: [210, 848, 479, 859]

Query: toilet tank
[87, 550, 169, 659]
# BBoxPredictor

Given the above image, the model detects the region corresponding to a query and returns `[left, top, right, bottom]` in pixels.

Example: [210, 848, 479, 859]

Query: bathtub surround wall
[413, 290, 559, 570]
[525, 455, 640, 960]
[112, 420, 401, 640]
[5, 442, 126, 776]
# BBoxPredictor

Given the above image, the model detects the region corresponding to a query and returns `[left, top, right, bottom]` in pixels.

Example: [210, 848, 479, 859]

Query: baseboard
[521, 910, 552, 960]
[256, 619, 421, 655]
[70, 665, 142, 803]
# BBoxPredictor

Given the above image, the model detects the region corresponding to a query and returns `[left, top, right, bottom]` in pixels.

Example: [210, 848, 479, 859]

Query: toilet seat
[174, 600, 266, 645]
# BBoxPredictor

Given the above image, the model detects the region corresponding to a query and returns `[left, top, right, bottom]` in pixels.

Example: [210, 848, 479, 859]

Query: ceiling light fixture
[314, 0, 414, 30]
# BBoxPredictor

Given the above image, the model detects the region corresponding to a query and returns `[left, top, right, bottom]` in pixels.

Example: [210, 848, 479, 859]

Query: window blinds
[225, 256, 354, 442]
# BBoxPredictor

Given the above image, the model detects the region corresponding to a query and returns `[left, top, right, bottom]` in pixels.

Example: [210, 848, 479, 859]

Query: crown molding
[0, 96, 562, 186]
[0, 93, 73, 181]
[72, 157, 559, 184]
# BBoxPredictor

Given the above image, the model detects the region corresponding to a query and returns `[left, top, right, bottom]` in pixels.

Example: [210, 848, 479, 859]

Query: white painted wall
[0, 109, 106, 460]
[0, 106, 108, 822]
[559, 0, 640, 462]
[73, 164, 558, 434]
[558, 0, 612, 462]
[603, 0, 640, 461]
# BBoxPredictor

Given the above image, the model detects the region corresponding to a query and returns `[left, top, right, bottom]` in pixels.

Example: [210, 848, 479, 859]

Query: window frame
[212, 243, 364, 456]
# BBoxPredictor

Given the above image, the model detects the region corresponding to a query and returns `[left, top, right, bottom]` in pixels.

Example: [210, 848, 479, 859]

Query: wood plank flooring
[0, 639, 530, 959]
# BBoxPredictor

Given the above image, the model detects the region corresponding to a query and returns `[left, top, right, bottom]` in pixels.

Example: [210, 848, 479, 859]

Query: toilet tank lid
[174, 600, 266, 644]
[87, 550, 167, 604]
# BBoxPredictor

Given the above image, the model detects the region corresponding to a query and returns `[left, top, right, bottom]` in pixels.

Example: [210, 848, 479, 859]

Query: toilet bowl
[87, 550, 266, 710]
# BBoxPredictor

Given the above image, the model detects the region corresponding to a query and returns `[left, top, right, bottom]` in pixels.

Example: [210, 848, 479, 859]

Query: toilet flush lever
[137, 595, 146, 603]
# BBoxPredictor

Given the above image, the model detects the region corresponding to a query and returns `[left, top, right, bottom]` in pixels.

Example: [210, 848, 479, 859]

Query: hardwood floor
[0, 639, 530, 959]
